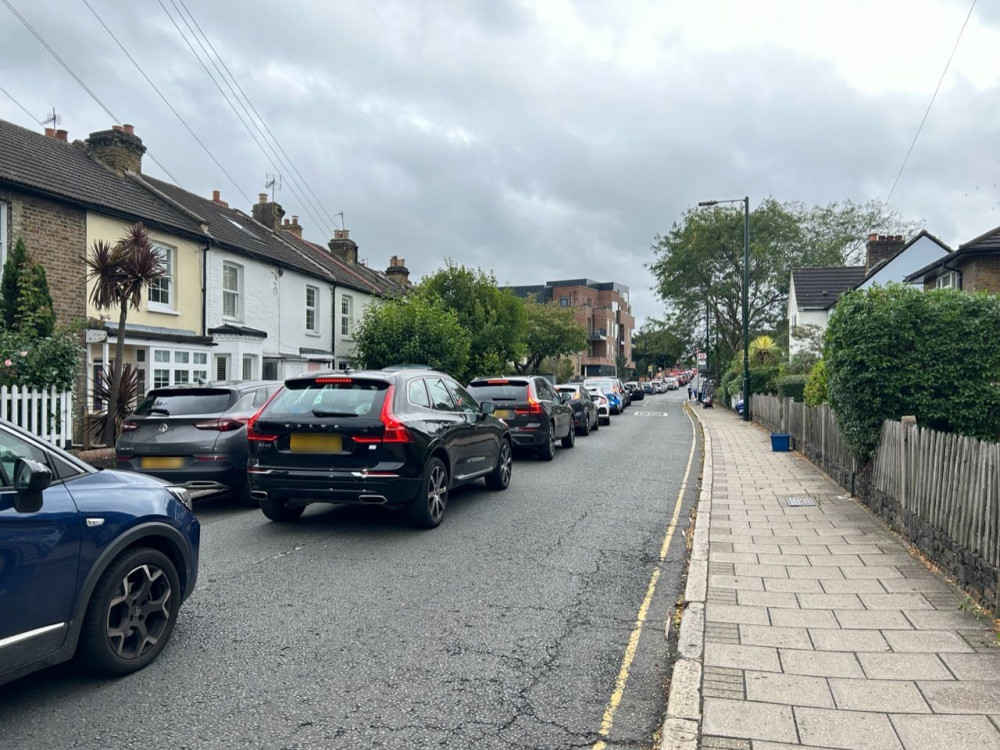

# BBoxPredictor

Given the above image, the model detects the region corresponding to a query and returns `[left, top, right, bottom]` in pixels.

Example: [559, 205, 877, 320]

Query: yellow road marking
[592, 404, 698, 749]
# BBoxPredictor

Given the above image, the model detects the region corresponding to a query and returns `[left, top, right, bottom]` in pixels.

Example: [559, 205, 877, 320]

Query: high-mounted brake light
[315, 377, 353, 384]
[353, 385, 412, 444]
[486, 379, 509, 385]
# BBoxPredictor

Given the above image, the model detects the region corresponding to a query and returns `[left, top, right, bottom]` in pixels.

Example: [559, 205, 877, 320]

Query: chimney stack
[328, 228, 358, 264]
[211, 189, 229, 208]
[85, 123, 146, 174]
[251, 192, 285, 232]
[865, 233, 906, 274]
[55, 129, 68, 142]
[282, 215, 303, 238]
[44, 127, 55, 138]
[386, 255, 410, 288]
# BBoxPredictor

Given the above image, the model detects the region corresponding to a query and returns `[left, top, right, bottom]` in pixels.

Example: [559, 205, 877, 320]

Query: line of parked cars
[0, 366, 656, 688]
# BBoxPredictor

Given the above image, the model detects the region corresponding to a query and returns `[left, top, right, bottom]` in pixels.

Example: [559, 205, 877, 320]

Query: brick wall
[961, 255, 1000, 294]
[0, 188, 87, 325]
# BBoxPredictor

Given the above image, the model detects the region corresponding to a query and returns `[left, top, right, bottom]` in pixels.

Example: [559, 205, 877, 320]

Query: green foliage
[352, 294, 471, 378]
[777, 375, 807, 402]
[513, 296, 587, 375]
[632, 319, 687, 376]
[1, 237, 56, 338]
[650, 198, 920, 377]
[784, 350, 819, 376]
[825, 284, 1000, 460]
[0, 328, 81, 390]
[804, 359, 828, 406]
[749, 334, 781, 365]
[88, 363, 143, 441]
[418, 261, 526, 380]
[720, 352, 780, 401]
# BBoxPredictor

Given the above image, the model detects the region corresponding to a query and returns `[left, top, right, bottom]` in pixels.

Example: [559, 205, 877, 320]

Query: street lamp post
[697, 196, 751, 422]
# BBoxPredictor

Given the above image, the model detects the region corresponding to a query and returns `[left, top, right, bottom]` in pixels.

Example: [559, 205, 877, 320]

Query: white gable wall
[859, 235, 950, 290]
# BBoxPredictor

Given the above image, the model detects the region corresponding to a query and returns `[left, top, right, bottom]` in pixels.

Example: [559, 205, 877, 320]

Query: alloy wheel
[106, 563, 173, 660]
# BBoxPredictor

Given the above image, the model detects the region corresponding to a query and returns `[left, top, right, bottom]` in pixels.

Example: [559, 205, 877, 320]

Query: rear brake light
[353, 385, 412, 444]
[246, 389, 282, 442]
[120, 421, 139, 432]
[195, 418, 247, 432]
[315, 377, 353, 384]
[514, 388, 544, 416]
[486, 379, 509, 384]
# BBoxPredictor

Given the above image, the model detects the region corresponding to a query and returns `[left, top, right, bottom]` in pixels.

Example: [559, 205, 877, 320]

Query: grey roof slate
[280, 231, 404, 297]
[792, 266, 867, 310]
[0, 120, 204, 237]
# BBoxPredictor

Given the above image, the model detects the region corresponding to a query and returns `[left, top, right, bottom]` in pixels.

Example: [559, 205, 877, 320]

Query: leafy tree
[351, 294, 471, 378]
[825, 284, 1000, 460]
[87, 222, 164, 445]
[0, 237, 56, 337]
[632, 319, 687, 377]
[749, 335, 781, 365]
[513, 296, 587, 375]
[649, 198, 921, 378]
[418, 261, 526, 380]
[804, 359, 828, 406]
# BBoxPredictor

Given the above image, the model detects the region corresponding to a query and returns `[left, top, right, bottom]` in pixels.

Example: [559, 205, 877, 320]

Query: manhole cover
[786, 496, 816, 507]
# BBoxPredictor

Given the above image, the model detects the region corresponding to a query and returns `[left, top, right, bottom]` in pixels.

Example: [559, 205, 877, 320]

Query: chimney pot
[44, 127, 55, 137]
[56, 129, 67, 141]
[292, 216, 299, 226]
[112, 124, 124, 133]
[868, 233, 878, 242]
[258, 193, 268, 204]
[122, 124, 134, 135]
[212, 190, 221, 202]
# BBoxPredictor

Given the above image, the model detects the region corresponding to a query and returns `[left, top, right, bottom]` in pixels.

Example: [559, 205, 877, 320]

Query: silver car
[115, 381, 283, 505]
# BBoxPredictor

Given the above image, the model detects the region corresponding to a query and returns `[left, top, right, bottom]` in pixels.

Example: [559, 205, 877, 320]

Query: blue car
[0, 418, 200, 686]
[583, 378, 623, 415]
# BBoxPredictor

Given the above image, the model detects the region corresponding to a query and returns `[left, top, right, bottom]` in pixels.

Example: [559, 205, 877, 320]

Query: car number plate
[140, 456, 184, 469]
[494, 409, 513, 418]
[290, 433, 342, 454]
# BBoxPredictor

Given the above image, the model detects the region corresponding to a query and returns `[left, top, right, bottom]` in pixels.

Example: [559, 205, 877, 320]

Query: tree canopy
[631, 319, 686, 377]
[649, 197, 921, 376]
[1, 237, 56, 338]
[512, 296, 587, 375]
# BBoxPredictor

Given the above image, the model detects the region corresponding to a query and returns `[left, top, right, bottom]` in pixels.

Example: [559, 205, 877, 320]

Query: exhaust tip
[250, 490, 268, 500]
[359, 494, 387, 505]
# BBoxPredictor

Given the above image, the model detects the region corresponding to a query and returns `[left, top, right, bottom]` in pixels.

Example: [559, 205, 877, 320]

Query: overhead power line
[159, 0, 333, 235]
[81, 0, 249, 203]
[0, 84, 41, 123]
[885, 0, 977, 204]
[1, 0, 180, 182]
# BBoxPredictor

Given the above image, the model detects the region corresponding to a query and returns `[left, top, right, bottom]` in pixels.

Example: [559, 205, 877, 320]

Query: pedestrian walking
[687, 385, 693, 400]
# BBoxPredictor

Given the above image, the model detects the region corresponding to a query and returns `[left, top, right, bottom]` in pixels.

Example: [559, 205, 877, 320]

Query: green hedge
[0, 329, 81, 390]
[776, 374, 807, 402]
[825, 284, 1000, 460]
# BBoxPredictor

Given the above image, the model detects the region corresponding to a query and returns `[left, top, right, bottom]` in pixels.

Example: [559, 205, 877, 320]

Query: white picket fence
[0, 386, 75, 448]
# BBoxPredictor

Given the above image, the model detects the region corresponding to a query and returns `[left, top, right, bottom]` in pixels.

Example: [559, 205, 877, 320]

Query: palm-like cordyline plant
[87, 222, 163, 445]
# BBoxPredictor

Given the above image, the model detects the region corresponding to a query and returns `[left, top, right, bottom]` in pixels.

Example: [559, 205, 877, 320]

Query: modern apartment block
[507, 278, 635, 378]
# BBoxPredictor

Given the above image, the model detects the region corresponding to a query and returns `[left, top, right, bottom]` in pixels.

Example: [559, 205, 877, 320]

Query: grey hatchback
[115, 381, 283, 505]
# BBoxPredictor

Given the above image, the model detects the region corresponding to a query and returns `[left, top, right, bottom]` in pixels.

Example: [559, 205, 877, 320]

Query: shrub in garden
[776, 374, 807, 402]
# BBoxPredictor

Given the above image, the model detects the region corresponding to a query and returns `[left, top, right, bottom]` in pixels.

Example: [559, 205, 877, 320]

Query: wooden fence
[749, 394, 999, 607]
[0, 386, 75, 448]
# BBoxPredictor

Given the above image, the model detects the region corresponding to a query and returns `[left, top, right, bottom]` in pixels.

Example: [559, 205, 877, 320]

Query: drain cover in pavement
[786, 496, 816, 507]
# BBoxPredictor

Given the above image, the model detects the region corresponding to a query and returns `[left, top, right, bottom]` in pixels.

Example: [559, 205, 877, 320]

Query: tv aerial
[40, 107, 61, 129]
[265, 173, 282, 201]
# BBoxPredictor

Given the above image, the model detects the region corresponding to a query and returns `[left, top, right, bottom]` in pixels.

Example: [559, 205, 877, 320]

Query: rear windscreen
[262, 379, 388, 419]
[468, 382, 529, 401]
[134, 390, 234, 416]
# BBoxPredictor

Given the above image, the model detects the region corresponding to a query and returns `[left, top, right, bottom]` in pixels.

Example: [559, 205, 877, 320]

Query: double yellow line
[592, 406, 698, 749]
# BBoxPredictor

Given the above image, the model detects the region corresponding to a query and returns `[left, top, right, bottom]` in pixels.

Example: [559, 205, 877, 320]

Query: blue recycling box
[770, 433, 791, 452]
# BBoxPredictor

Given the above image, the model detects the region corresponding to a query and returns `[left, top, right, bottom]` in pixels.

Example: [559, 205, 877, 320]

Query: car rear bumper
[508, 427, 549, 448]
[115, 457, 246, 497]
[248, 466, 422, 506]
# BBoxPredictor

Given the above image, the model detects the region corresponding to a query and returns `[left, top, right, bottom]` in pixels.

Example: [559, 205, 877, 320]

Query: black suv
[466, 376, 575, 460]
[247, 369, 512, 528]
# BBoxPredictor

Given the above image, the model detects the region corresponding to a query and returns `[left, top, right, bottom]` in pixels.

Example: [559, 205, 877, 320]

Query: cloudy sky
[2, 0, 998, 326]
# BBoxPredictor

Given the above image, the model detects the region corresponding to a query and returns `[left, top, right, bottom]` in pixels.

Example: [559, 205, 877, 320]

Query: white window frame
[305, 285, 319, 334]
[935, 271, 959, 290]
[148, 346, 211, 386]
[341, 294, 353, 338]
[147, 242, 175, 312]
[222, 261, 242, 320]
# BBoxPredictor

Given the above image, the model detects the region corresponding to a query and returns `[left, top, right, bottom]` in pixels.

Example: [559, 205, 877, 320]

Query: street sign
[86, 329, 108, 343]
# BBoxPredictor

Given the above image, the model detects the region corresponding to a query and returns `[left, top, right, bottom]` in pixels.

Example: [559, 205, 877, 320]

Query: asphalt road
[1, 389, 701, 750]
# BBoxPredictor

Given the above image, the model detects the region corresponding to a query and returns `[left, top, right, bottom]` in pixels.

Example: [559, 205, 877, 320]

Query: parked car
[467, 375, 575, 459]
[641, 382, 653, 395]
[554, 384, 599, 435]
[247, 369, 512, 528]
[115, 381, 284, 506]
[616, 379, 631, 407]
[650, 380, 664, 394]
[625, 381, 645, 401]
[583, 378, 623, 414]
[0, 417, 200, 686]
[584, 386, 612, 426]
[665, 377, 680, 390]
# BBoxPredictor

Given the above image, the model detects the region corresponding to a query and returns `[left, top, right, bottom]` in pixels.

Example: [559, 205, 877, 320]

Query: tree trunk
[102, 306, 128, 445]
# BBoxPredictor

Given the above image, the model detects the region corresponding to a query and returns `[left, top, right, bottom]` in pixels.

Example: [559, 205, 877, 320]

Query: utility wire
[0, 84, 41, 123]
[175, 0, 340, 234]
[160, 0, 329, 234]
[81, 0, 249, 202]
[886, 0, 977, 203]
[1, 0, 179, 183]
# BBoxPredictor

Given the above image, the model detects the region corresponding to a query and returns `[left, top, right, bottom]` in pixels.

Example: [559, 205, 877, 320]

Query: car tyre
[600, 415, 610, 426]
[485, 439, 512, 491]
[77, 547, 181, 676]
[561, 423, 575, 448]
[577, 416, 590, 437]
[407, 457, 449, 528]
[591, 412, 599, 431]
[538, 425, 556, 461]
[260, 495, 305, 522]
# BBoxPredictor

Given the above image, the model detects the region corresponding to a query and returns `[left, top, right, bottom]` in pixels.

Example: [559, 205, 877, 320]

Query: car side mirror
[480, 401, 495, 415]
[13, 457, 51, 514]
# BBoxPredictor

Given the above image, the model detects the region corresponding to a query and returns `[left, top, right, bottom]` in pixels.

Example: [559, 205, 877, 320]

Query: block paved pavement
[671, 403, 1000, 750]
